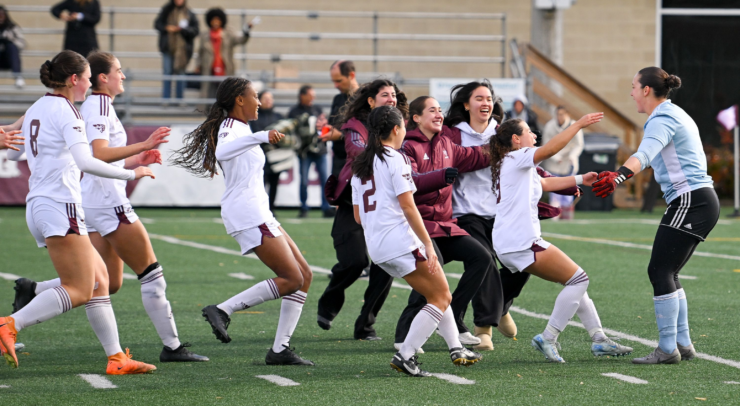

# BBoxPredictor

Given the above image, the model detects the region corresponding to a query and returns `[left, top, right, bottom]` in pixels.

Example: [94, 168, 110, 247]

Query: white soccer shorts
[84, 204, 139, 236]
[377, 246, 427, 279]
[231, 218, 283, 255]
[26, 197, 88, 248]
[497, 239, 552, 273]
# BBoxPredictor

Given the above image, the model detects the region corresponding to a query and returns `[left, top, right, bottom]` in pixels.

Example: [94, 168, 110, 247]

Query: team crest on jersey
[93, 124, 106, 133]
[219, 132, 229, 138]
[403, 173, 412, 182]
[443, 150, 449, 159]
[73, 126, 83, 132]
[423, 153, 430, 160]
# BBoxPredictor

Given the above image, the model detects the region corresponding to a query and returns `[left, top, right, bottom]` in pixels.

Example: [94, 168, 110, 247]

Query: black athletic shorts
[659, 187, 720, 241]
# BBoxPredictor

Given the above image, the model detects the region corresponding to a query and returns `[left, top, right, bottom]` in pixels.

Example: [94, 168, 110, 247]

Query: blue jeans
[162, 53, 185, 99]
[0, 40, 21, 75]
[299, 152, 330, 211]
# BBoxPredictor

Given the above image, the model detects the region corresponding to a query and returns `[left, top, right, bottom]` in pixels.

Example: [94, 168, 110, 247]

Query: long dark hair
[407, 96, 433, 131]
[171, 77, 251, 177]
[352, 106, 404, 180]
[488, 119, 524, 191]
[0, 5, 17, 30]
[39, 50, 89, 89]
[339, 79, 408, 126]
[637, 67, 682, 99]
[444, 80, 505, 128]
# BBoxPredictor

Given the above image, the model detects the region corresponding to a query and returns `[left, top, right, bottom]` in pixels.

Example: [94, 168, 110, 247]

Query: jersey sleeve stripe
[65, 99, 82, 120]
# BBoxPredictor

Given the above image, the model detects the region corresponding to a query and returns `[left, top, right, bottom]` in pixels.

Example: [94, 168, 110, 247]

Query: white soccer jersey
[451, 121, 498, 219]
[351, 147, 421, 264]
[22, 94, 89, 203]
[492, 147, 542, 254]
[216, 117, 272, 234]
[80, 93, 130, 208]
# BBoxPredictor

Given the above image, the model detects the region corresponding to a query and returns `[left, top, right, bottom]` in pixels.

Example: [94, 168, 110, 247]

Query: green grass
[1, 207, 739, 405]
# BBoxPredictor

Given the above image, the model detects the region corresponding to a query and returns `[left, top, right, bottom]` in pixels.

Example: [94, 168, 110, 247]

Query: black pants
[263, 167, 282, 213]
[648, 188, 720, 296]
[394, 234, 493, 342]
[0, 40, 21, 74]
[317, 203, 394, 338]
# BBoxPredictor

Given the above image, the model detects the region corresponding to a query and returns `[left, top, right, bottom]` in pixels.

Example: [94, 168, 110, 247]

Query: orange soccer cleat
[106, 348, 157, 375]
[0, 316, 19, 368]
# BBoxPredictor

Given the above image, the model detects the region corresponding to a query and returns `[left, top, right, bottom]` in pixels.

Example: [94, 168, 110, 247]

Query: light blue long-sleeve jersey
[631, 100, 714, 204]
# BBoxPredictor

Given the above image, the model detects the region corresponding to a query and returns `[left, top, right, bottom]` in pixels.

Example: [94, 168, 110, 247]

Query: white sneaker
[15, 77, 25, 88]
[394, 343, 424, 354]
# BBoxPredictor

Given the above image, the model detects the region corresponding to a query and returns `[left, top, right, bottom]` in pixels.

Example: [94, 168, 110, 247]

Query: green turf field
[1, 207, 739, 405]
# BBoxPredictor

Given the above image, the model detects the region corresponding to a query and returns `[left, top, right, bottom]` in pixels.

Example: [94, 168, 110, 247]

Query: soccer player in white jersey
[171, 77, 314, 366]
[12, 51, 208, 363]
[593, 68, 719, 364]
[351, 106, 482, 377]
[1, 115, 24, 151]
[489, 115, 634, 363]
[0, 51, 156, 374]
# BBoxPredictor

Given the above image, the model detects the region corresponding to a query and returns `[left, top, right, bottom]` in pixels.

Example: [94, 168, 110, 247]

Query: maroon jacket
[401, 126, 489, 238]
[325, 118, 368, 205]
[443, 127, 581, 220]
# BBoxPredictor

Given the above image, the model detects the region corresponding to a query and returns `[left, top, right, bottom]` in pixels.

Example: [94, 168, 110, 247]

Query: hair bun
[665, 74, 682, 90]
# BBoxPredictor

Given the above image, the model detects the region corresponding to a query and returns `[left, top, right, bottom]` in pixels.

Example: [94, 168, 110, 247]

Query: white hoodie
[451, 121, 498, 219]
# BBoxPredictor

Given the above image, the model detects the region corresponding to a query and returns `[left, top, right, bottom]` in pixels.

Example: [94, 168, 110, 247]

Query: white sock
[272, 290, 307, 353]
[217, 279, 280, 316]
[86, 296, 124, 357]
[400, 304, 442, 360]
[12, 286, 72, 331]
[575, 292, 606, 341]
[543, 268, 589, 342]
[35, 278, 62, 295]
[140, 266, 181, 349]
[435, 305, 462, 349]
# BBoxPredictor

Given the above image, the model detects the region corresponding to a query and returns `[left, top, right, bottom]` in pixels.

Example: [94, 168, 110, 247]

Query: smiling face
[71, 65, 92, 102]
[630, 73, 650, 114]
[369, 86, 397, 110]
[240, 85, 260, 121]
[465, 86, 493, 125]
[100, 58, 126, 96]
[414, 98, 444, 135]
[511, 121, 536, 149]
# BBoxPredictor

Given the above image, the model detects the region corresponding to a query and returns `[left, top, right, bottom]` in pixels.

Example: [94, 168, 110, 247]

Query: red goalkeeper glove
[592, 166, 634, 198]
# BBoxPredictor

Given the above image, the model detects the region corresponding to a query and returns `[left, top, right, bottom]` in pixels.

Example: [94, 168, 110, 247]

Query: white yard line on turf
[432, 373, 475, 385]
[725, 381, 740, 384]
[122, 272, 138, 280]
[0, 385, 10, 388]
[678, 275, 697, 280]
[601, 373, 648, 384]
[542, 232, 740, 262]
[149, 233, 740, 371]
[255, 375, 300, 386]
[228, 272, 255, 280]
[0, 272, 21, 281]
[78, 374, 117, 389]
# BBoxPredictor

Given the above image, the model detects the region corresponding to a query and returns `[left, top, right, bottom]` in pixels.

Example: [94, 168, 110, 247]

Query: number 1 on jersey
[362, 176, 377, 213]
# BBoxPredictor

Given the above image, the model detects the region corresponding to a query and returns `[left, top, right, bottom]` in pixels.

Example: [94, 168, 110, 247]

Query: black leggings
[647, 226, 698, 296]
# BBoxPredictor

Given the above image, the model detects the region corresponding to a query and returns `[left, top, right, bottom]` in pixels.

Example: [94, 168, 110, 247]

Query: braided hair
[488, 119, 524, 192]
[338, 79, 408, 126]
[170, 77, 251, 177]
[39, 50, 88, 89]
[352, 105, 404, 180]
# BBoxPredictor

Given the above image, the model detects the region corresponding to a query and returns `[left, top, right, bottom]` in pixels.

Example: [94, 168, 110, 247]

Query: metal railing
[7, 5, 507, 74]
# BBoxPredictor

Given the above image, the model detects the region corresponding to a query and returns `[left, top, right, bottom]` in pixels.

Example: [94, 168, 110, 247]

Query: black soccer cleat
[160, 342, 210, 362]
[390, 352, 432, 377]
[266, 345, 315, 366]
[202, 305, 231, 343]
[317, 315, 332, 331]
[449, 346, 482, 366]
[13, 278, 37, 313]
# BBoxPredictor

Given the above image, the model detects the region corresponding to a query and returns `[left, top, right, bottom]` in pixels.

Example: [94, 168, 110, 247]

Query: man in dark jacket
[154, 0, 199, 99]
[319, 60, 359, 177]
[51, 0, 101, 57]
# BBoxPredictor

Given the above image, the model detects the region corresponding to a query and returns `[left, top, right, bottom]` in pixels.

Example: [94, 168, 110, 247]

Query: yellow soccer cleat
[106, 348, 157, 375]
[0, 316, 19, 368]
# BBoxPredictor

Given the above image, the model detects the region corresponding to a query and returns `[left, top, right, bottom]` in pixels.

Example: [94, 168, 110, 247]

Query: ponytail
[170, 77, 251, 177]
[488, 119, 523, 191]
[352, 106, 404, 179]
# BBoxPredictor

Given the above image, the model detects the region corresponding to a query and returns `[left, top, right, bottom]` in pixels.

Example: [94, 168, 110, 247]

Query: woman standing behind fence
[51, 0, 100, 58]
[196, 8, 251, 99]
[154, 0, 199, 100]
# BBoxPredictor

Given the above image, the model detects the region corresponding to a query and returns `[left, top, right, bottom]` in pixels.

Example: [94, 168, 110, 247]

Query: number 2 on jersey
[362, 176, 377, 213]
[30, 119, 41, 157]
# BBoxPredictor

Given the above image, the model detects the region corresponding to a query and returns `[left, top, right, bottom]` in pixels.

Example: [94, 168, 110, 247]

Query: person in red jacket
[393, 96, 494, 349]
[319, 79, 408, 340]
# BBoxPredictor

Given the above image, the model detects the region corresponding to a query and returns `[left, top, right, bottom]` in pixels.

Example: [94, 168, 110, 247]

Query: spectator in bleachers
[50, 0, 100, 58]
[289, 85, 332, 218]
[154, 0, 199, 100]
[320, 60, 359, 177]
[541, 105, 584, 219]
[0, 5, 26, 88]
[196, 7, 251, 99]
[506, 94, 540, 142]
[251, 90, 282, 132]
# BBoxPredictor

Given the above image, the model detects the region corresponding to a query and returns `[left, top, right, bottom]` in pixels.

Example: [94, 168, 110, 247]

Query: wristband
[574, 175, 583, 185]
[614, 166, 635, 185]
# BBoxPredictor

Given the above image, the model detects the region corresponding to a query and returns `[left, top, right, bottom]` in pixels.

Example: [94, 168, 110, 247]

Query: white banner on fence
[129, 125, 325, 207]
[429, 78, 526, 112]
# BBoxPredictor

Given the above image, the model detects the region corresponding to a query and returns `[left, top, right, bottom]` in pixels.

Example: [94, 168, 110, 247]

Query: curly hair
[338, 79, 408, 126]
[488, 119, 524, 192]
[352, 106, 404, 180]
[170, 77, 251, 177]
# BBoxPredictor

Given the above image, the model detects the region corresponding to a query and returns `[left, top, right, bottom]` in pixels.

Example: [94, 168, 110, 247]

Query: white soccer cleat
[531, 334, 565, 363]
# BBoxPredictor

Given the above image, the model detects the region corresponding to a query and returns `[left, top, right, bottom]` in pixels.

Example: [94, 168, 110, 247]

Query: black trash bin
[576, 133, 620, 211]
